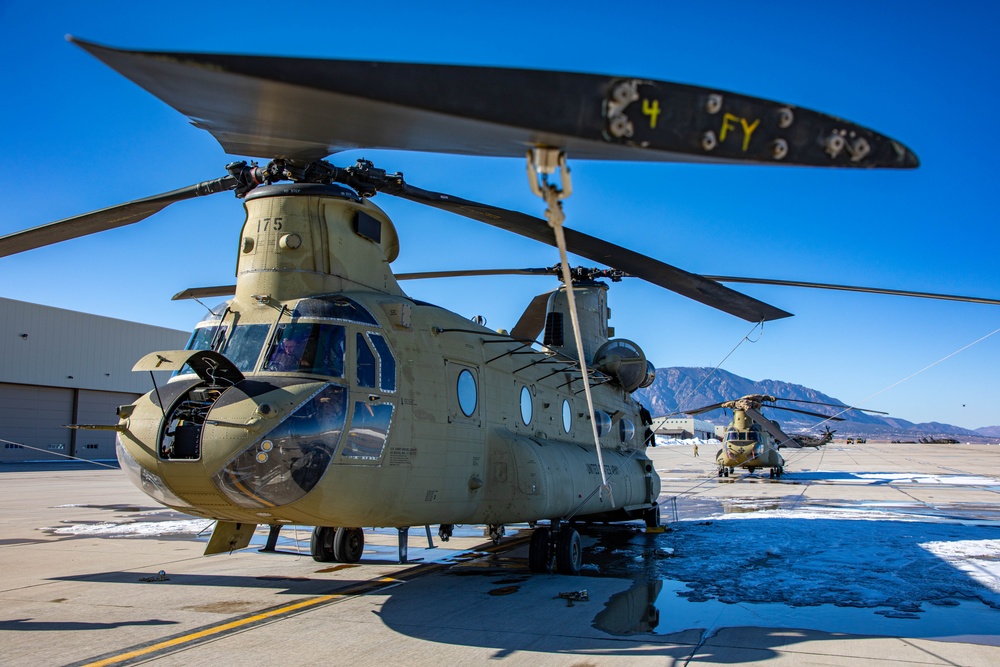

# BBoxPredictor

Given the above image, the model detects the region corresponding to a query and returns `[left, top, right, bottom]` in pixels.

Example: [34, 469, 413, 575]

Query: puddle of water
[594, 579, 1000, 645]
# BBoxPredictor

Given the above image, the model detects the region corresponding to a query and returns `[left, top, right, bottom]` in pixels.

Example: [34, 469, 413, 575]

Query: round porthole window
[457, 369, 477, 417]
[520, 386, 533, 425]
[562, 399, 572, 433]
[594, 410, 611, 437]
[619, 418, 635, 443]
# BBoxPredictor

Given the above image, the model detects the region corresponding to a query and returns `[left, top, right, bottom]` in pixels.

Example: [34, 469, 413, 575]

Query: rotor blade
[172, 285, 237, 301]
[510, 291, 554, 341]
[769, 396, 888, 415]
[704, 276, 1000, 306]
[670, 401, 729, 416]
[71, 37, 918, 168]
[396, 268, 554, 281]
[765, 405, 845, 421]
[0, 176, 235, 258]
[746, 407, 802, 448]
[389, 183, 791, 322]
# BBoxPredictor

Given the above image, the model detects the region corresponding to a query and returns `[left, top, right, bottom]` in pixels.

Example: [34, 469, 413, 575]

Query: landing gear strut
[487, 523, 505, 545]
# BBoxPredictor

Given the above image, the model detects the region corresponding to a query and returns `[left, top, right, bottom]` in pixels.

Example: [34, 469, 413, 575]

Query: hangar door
[75, 389, 137, 461]
[0, 383, 73, 462]
[0, 383, 138, 462]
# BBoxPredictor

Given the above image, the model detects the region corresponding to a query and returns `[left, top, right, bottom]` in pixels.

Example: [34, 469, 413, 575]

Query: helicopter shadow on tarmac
[367, 520, 1000, 661]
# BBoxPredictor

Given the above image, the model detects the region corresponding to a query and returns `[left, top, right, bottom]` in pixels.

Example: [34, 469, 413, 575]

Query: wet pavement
[2, 442, 1000, 665]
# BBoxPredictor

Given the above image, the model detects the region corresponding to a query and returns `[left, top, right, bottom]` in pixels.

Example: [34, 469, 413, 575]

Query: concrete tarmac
[2, 442, 999, 666]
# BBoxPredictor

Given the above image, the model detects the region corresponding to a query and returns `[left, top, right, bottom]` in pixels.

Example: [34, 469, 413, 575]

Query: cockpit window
[173, 324, 229, 378]
[356, 333, 376, 388]
[725, 429, 760, 442]
[185, 325, 226, 353]
[367, 332, 396, 392]
[265, 323, 346, 377]
[223, 323, 271, 372]
[342, 401, 394, 462]
[213, 384, 347, 508]
[292, 296, 377, 325]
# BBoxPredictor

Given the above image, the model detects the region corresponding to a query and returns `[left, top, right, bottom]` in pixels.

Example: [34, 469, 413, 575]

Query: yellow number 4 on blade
[642, 99, 661, 129]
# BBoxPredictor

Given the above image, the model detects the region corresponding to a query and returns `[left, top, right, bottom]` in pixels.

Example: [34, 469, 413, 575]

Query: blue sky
[2, 2, 999, 430]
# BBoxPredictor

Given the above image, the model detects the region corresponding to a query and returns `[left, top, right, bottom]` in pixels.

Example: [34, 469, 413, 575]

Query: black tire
[334, 527, 365, 563]
[644, 504, 661, 528]
[556, 526, 582, 576]
[528, 527, 551, 573]
[310, 526, 337, 562]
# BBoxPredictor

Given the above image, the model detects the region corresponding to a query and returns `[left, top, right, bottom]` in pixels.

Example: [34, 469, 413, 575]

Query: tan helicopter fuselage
[715, 410, 783, 471]
[116, 185, 659, 533]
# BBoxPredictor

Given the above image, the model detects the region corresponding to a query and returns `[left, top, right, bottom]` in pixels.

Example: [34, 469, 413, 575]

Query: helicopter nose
[205, 382, 349, 510]
[116, 379, 348, 513]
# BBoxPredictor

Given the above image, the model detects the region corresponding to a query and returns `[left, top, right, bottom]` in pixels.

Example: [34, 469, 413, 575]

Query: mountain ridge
[634, 367, 998, 441]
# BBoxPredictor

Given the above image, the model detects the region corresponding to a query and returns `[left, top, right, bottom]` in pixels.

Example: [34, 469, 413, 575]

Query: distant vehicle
[919, 437, 959, 444]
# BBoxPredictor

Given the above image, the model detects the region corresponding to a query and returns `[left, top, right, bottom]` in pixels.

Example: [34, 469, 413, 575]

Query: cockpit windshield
[264, 322, 346, 377]
[223, 323, 271, 372]
[725, 429, 760, 442]
[185, 325, 226, 353]
[177, 296, 375, 379]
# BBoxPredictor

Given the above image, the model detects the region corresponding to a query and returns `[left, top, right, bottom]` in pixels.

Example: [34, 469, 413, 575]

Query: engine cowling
[593, 338, 650, 393]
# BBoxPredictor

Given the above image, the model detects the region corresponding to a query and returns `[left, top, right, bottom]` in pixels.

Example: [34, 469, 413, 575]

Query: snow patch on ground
[44, 519, 213, 538]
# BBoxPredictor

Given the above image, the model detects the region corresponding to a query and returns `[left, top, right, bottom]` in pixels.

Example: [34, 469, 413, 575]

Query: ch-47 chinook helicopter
[678, 394, 885, 478]
[3, 38, 998, 576]
[792, 425, 837, 448]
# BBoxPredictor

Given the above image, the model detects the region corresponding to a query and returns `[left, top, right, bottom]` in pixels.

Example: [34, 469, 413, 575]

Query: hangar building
[651, 416, 717, 440]
[0, 297, 189, 462]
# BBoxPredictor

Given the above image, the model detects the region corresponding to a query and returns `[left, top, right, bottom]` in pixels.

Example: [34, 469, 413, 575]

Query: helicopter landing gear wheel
[528, 527, 552, 573]
[769, 468, 775, 478]
[310, 526, 338, 562]
[556, 526, 582, 576]
[718, 468, 724, 477]
[333, 527, 364, 563]
[643, 504, 661, 529]
[747, 466, 755, 474]
[438, 524, 454, 542]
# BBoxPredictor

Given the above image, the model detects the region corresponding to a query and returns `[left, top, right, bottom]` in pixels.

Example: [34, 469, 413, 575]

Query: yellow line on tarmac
[79, 576, 404, 667]
[77, 535, 526, 667]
